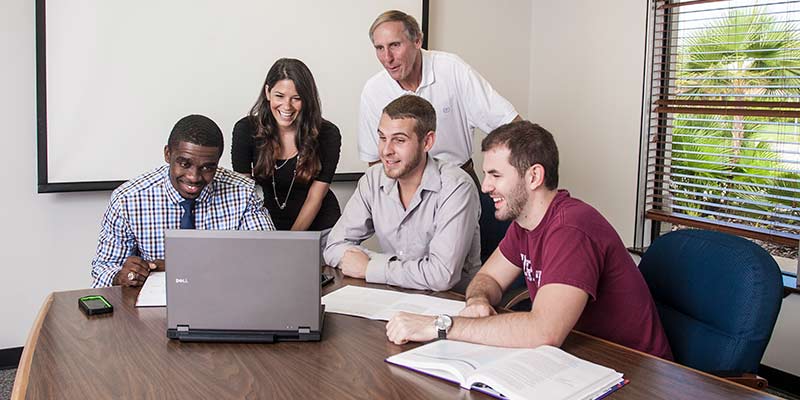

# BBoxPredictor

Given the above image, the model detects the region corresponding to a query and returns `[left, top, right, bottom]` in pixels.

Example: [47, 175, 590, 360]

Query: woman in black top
[232, 58, 341, 233]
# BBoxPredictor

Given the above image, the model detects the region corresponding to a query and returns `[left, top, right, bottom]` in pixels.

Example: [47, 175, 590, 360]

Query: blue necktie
[179, 199, 195, 229]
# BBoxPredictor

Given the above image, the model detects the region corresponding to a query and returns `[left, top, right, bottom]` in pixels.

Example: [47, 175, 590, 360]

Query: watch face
[435, 315, 452, 330]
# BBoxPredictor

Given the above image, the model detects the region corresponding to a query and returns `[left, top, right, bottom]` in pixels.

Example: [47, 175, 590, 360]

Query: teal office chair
[638, 229, 783, 389]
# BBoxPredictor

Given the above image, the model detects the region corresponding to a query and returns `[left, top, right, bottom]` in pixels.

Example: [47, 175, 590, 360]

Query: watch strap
[436, 314, 452, 340]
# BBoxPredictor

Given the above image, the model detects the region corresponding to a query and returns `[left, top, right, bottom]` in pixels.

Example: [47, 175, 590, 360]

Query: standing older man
[358, 10, 520, 181]
[325, 95, 480, 293]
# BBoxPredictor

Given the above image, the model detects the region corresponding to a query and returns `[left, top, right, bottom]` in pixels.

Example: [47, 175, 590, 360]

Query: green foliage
[665, 7, 800, 227]
[680, 8, 800, 96]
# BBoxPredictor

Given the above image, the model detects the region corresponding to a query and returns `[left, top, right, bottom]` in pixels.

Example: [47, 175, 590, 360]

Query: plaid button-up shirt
[90, 165, 274, 287]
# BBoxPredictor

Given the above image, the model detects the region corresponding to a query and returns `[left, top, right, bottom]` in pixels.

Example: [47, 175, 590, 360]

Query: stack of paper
[322, 285, 465, 320]
[135, 271, 166, 307]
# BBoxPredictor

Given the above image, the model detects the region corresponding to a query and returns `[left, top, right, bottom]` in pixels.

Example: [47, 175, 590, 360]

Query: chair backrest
[478, 192, 530, 310]
[639, 229, 783, 374]
[479, 191, 511, 263]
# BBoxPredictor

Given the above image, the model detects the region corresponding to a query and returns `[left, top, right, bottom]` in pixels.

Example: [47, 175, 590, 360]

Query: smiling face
[371, 21, 422, 88]
[164, 141, 220, 199]
[481, 146, 530, 221]
[267, 79, 303, 130]
[378, 113, 432, 181]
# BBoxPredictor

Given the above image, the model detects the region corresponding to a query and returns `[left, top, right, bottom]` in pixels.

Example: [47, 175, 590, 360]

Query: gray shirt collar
[378, 154, 442, 198]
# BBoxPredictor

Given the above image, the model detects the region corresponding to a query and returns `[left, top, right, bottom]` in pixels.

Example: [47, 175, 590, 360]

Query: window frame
[636, 0, 800, 252]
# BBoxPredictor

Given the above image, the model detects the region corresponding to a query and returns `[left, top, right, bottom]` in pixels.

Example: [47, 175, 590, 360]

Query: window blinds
[643, 0, 800, 246]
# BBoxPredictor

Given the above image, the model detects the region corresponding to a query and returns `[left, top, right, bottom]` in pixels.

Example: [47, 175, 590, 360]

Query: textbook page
[321, 285, 464, 320]
[386, 340, 524, 388]
[467, 345, 624, 400]
[135, 271, 166, 307]
[387, 341, 624, 400]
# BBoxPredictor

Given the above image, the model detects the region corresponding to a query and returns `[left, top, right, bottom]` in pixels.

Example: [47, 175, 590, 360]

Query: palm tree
[680, 8, 800, 152]
[667, 7, 800, 229]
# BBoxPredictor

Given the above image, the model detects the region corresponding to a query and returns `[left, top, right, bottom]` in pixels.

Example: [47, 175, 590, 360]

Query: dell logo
[175, 278, 189, 284]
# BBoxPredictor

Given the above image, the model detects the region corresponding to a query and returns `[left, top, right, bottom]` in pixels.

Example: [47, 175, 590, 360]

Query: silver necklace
[274, 152, 297, 170]
[272, 156, 298, 210]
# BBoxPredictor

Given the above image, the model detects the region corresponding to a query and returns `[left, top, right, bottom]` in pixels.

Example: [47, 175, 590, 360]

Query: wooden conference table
[13, 267, 777, 399]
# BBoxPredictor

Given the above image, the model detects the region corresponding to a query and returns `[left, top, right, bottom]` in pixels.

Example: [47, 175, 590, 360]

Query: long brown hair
[249, 58, 322, 183]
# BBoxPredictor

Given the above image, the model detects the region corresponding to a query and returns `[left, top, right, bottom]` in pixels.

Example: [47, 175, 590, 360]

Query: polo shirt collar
[418, 49, 435, 91]
[384, 49, 434, 93]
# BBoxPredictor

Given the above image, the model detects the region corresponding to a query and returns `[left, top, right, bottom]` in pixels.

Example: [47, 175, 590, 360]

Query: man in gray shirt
[324, 95, 480, 292]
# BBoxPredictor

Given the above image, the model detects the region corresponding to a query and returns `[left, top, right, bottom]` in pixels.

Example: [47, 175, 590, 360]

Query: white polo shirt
[358, 49, 518, 164]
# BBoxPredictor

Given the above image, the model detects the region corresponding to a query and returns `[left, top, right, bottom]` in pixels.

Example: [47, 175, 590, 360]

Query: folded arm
[449, 283, 588, 347]
[387, 249, 589, 348]
[459, 248, 522, 317]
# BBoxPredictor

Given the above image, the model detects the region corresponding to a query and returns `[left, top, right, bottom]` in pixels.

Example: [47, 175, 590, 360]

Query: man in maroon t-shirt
[386, 121, 672, 360]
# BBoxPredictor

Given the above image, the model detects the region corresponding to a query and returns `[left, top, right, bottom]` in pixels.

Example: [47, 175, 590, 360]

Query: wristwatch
[434, 314, 453, 340]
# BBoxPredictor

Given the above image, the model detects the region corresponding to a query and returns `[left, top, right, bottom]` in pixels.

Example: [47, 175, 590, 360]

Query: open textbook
[386, 340, 626, 400]
[321, 285, 464, 321]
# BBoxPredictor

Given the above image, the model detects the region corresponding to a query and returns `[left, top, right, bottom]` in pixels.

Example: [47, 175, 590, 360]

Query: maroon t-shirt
[498, 190, 672, 360]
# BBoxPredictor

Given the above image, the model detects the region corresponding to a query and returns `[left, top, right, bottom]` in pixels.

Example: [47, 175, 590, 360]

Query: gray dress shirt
[324, 155, 481, 292]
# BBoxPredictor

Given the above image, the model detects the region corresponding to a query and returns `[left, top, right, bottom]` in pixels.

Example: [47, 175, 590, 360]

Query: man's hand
[386, 312, 437, 345]
[151, 259, 166, 272]
[340, 248, 369, 279]
[459, 297, 497, 318]
[113, 256, 159, 287]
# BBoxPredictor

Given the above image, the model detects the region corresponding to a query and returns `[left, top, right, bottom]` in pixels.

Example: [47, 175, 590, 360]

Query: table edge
[569, 330, 782, 399]
[18, 284, 782, 400]
[11, 293, 53, 400]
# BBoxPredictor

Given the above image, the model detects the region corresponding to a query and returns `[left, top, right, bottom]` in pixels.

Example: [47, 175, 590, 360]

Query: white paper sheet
[321, 285, 465, 320]
[135, 271, 166, 307]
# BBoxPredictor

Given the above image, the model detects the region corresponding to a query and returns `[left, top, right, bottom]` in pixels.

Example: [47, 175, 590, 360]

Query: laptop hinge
[177, 324, 190, 332]
[298, 326, 311, 334]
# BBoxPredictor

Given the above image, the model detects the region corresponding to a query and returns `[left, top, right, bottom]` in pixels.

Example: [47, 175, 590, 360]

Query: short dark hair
[481, 121, 559, 190]
[382, 95, 436, 142]
[167, 115, 224, 157]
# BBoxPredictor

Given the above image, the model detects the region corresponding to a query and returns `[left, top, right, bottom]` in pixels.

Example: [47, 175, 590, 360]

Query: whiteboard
[38, 0, 425, 192]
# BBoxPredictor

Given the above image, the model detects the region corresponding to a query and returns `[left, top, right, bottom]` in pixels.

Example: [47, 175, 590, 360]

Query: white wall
[0, 0, 532, 350]
[1, 0, 106, 349]
[763, 294, 800, 376]
[529, 0, 647, 244]
[429, 0, 532, 179]
[42, 1, 423, 181]
[429, 0, 531, 119]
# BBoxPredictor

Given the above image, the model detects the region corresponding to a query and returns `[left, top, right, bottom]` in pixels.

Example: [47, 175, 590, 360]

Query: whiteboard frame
[36, 0, 429, 193]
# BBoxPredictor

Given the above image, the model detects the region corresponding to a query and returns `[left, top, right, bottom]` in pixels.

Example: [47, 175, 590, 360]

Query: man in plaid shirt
[90, 115, 275, 288]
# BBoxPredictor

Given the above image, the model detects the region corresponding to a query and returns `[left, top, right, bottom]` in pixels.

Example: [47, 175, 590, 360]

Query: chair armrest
[501, 287, 530, 310]
[724, 373, 768, 390]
